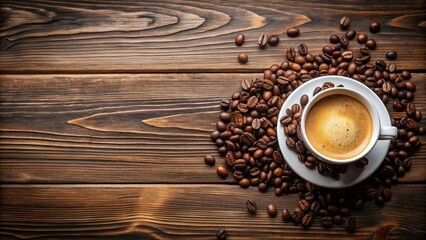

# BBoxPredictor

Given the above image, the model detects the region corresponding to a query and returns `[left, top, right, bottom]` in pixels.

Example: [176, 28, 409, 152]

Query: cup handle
[379, 126, 397, 140]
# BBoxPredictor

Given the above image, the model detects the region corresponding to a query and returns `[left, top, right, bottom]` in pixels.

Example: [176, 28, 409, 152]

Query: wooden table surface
[1, 0, 425, 239]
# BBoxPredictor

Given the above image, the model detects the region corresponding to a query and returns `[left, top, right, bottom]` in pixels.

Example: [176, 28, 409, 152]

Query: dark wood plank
[0, 184, 424, 239]
[0, 0, 425, 73]
[1, 73, 425, 183]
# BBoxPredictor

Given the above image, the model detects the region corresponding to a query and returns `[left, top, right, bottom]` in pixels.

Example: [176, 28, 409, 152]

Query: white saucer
[277, 76, 391, 188]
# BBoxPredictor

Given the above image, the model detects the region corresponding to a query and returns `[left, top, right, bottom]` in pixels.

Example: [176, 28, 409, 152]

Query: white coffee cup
[300, 87, 397, 165]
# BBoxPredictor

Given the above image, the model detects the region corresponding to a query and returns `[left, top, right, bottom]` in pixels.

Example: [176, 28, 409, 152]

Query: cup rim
[300, 87, 380, 165]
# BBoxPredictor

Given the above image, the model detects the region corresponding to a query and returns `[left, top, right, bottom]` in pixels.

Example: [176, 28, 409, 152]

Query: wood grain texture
[0, 0, 425, 73]
[1, 73, 425, 183]
[0, 184, 425, 239]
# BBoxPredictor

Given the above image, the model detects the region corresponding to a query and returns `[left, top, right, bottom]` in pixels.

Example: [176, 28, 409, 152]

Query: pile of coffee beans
[209, 18, 423, 234]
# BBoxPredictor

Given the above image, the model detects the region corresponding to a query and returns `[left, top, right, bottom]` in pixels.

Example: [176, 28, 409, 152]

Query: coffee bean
[239, 178, 250, 188]
[204, 155, 216, 166]
[302, 213, 314, 227]
[216, 228, 227, 240]
[267, 204, 277, 217]
[257, 34, 268, 48]
[345, 30, 356, 40]
[217, 166, 228, 178]
[401, 70, 411, 80]
[268, 35, 280, 46]
[359, 46, 370, 56]
[340, 16, 350, 29]
[298, 43, 308, 56]
[238, 53, 248, 64]
[340, 36, 349, 48]
[298, 199, 310, 212]
[404, 81, 416, 92]
[342, 51, 354, 61]
[414, 110, 422, 121]
[246, 200, 257, 214]
[287, 28, 300, 37]
[219, 112, 232, 122]
[282, 209, 291, 221]
[330, 35, 340, 44]
[235, 34, 245, 46]
[220, 99, 231, 109]
[366, 39, 376, 49]
[370, 21, 381, 33]
[300, 94, 309, 107]
[333, 215, 343, 225]
[345, 216, 356, 233]
[357, 33, 368, 44]
[286, 47, 296, 61]
[386, 51, 397, 60]
[322, 217, 333, 228]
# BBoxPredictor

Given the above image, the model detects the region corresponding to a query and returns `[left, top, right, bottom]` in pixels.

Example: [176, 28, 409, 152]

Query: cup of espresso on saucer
[301, 87, 397, 165]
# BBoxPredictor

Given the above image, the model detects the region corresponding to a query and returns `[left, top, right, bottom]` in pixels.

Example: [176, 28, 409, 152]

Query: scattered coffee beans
[209, 17, 423, 235]
[369, 21, 381, 33]
[287, 27, 300, 37]
[235, 34, 245, 46]
[238, 52, 248, 64]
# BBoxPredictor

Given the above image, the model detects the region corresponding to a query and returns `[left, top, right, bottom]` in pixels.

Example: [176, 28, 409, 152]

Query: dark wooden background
[0, 0, 425, 239]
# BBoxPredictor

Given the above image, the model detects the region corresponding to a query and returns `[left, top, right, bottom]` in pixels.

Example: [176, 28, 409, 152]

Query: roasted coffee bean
[386, 51, 397, 60]
[330, 35, 340, 44]
[414, 110, 422, 121]
[366, 39, 377, 49]
[298, 43, 308, 56]
[333, 215, 343, 225]
[235, 34, 245, 46]
[267, 204, 278, 217]
[286, 47, 296, 61]
[345, 217, 356, 233]
[282, 209, 291, 221]
[238, 52, 248, 64]
[290, 209, 303, 224]
[357, 33, 368, 44]
[216, 228, 227, 240]
[345, 30, 356, 40]
[340, 16, 350, 29]
[401, 70, 411, 80]
[302, 213, 314, 227]
[375, 60, 386, 71]
[204, 155, 216, 166]
[268, 35, 280, 46]
[300, 94, 309, 107]
[257, 34, 268, 48]
[342, 51, 354, 61]
[340, 36, 349, 48]
[246, 200, 257, 214]
[298, 199, 310, 212]
[287, 27, 300, 37]
[220, 99, 230, 109]
[370, 21, 381, 33]
[239, 178, 250, 188]
[219, 112, 232, 122]
[233, 171, 244, 180]
[405, 81, 416, 91]
[359, 46, 370, 56]
[217, 166, 228, 178]
[322, 217, 333, 228]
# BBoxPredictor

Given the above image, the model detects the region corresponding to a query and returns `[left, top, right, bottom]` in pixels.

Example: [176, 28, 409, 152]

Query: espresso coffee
[305, 94, 372, 160]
